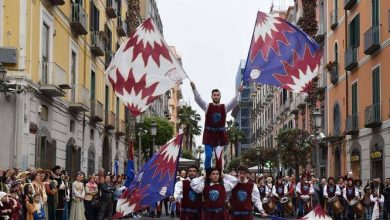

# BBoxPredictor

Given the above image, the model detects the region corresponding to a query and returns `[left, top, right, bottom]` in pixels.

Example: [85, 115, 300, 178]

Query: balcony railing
[364, 103, 381, 128]
[344, 0, 357, 10]
[69, 85, 90, 113]
[345, 114, 359, 135]
[91, 100, 103, 122]
[49, 0, 65, 5]
[71, 3, 88, 35]
[330, 10, 338, 30]
[105, 51, 113, 68]
[117, 18, 127, 37]
[116, 119, 125, 136]
[105, 111, 116, 130]
[330, 65, 339, 85]
[364, 26, 380, 55]
[91, 31, 105, 56]
[106, 0, 118, 19]
[345, 47, 358, 71]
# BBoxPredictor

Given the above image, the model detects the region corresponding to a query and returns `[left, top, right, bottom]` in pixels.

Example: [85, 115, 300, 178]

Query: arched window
[35, 127, 56, 169]
[66, 138, 81, 177]
[333, 103, 341, 136]
[350, 149, 361, 179]
[88, 145, 95, 175]
[334, 145, 341, 178]
[370, 135, 384, 180]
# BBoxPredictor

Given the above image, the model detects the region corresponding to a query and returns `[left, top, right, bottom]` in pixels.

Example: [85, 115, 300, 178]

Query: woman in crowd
[69, 172, 86, 220]
[84, 175, 98, 220]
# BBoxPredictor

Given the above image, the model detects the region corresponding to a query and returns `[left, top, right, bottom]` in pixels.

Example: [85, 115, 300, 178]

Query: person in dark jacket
[97, 175, 115, 220]
[383, 178, 390, 219]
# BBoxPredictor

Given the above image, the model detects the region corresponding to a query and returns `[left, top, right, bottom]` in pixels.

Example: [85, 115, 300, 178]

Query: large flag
[114, 134, 183, 218]
[124, 141, 135, 187]
[268, 205, 331, 220]
[243, 11, 322, 93]
[105, 18, 187, 116]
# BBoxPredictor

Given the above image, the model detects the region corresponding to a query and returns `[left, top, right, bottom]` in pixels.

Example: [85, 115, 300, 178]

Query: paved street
[122, 215, 274, 220]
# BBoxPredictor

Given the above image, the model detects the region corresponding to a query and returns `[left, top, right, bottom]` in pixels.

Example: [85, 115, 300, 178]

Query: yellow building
[168, 46, 183, 135]
[0, 0, 138, 176]
[326, 0, 390, 181]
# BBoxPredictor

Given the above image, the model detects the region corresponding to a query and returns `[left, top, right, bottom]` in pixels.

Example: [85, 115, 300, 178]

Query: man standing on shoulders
[230, 166, 266, 220]
[191, 82, 242, 172]
[169, 165, 201, 220]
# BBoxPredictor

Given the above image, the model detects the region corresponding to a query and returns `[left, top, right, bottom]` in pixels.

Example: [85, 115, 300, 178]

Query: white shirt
[172, 177, 192, 202]
[230, 179, 264, 212]
[296, 182, 314, 195]
[190, 175, 238, 195]
[192, 89, 239, 113]
[370, 194, 384, 204]
[272, 183, 288, 198]
[323, 184, 341, 198]
[343, 186, 359, 202]
[265, 183, 273, 196]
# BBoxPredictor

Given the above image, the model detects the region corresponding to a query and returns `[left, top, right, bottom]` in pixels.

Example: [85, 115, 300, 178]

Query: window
[350, 149, 361, 179]
[333, 104, 341, 136]
[334, 0, 338, 20]
[352, 83, 358, 116]
[349, 14, 360, 48]
[66, 138, 81, 177]
[71, 51, 77, 102]
[90, 129, 94, 140]
[334, 42, 339, 73]
[90, 1, 100, 31]
[88, 145, 95, 176]
[116, 97, 120, 122]
[42, 23, 50, 84]
[372, 0, 379, 27]
[372, 67, 380, 104]
[90, 70, 96, 100]
[40, 105, 49, 121]
[35, 129, 56, 169]
[70, 120, 75, 132]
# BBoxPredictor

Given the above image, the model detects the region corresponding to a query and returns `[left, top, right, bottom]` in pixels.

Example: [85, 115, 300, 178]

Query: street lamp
[136, 114, 144, 171]
[150, 120, 157, 159]
[312, 109, 323, 177]
[256, 146, 261, 176]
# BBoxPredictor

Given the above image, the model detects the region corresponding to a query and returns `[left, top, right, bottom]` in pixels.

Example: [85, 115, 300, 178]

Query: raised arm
[191, 82, 207, 111]
[190, 176, 205, 193]
[225, 92, 240, 113]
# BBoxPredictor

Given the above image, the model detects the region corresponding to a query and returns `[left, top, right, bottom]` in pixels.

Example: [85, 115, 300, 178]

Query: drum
[280, 197, 294, 214]
[301, 195, 312, 213]
[361, 192, 372, 207]
[262, 197, 276, 214]
[328, 196, 344, 215]
[350, 198, 364, 217]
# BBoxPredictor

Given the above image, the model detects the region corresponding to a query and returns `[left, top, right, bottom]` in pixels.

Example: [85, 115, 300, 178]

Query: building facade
[326, 0, 390, 182]
[0, 0, 141, 176]
[231, 60, 252, 156]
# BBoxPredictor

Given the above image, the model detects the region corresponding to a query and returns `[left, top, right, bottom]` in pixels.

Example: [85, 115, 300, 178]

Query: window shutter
[355, 14, 360, 47]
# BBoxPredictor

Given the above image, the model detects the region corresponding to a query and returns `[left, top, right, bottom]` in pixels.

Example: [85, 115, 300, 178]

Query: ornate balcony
[106, 0, 118, 19]
[90, 100, 103, 122]
[345, 47, 358, 71]
[68, 85, 89, 113]
[91, 31, 105, 56]
[364, 26, 380, 55]
[117, 18, 127, 37]
[365, 103, 381, 128]
[116, 119, 125, 136]
[71, 3, 88, 35]
[345, 114, 359, 135]
[49, 0, 65, 5]
[105, 111, 116, 130]
[330, 10, 338, 30]
[344, 0, 357, 10]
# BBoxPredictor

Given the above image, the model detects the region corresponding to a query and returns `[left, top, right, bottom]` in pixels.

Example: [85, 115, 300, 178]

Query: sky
[155, 0, 276, 147]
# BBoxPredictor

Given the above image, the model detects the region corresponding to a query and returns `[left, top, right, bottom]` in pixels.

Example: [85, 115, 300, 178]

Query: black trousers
[97, 200, 113, 220]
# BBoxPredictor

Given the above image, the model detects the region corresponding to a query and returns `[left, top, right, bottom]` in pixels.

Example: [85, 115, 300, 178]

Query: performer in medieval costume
[337, 176, 348, 219]
[323, 176, 341, 219]
[191, 82, 242, 172]
[343, 178, 360, 219]
[170, 165, 202, 220]
[272, 176, 288, 217]
[296, 174, 314, 217]
[229, 166, 266, 220]
[190, 167, 238, 220]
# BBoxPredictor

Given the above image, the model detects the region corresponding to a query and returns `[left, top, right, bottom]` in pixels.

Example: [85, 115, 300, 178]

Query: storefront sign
[370, 151, 382, 159]
[351, 154, 360, 162]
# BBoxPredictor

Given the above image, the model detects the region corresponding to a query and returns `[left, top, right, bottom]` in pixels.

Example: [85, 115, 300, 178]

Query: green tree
[226, 120, 245, 161]
[135, 116, 174, 160]
[241, 148, 258, 168]
[178, 106, 202, 150]
[181, 149, 196, 160]
[226, 158, 242, 173]
[276, 129, 312, 177]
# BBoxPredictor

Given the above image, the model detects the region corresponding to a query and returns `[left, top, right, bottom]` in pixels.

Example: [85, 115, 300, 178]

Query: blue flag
[124, 141, 135, 187]
[243, 11, 322, 93]
[114, 134, 183, 218]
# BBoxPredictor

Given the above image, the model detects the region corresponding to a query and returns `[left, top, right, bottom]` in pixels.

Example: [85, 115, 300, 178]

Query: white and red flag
[105, 18, 187, 116]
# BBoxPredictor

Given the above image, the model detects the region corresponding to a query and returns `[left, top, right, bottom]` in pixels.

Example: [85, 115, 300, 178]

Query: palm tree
[226, 120, 245, 161]
[178, 106, 202, 151]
